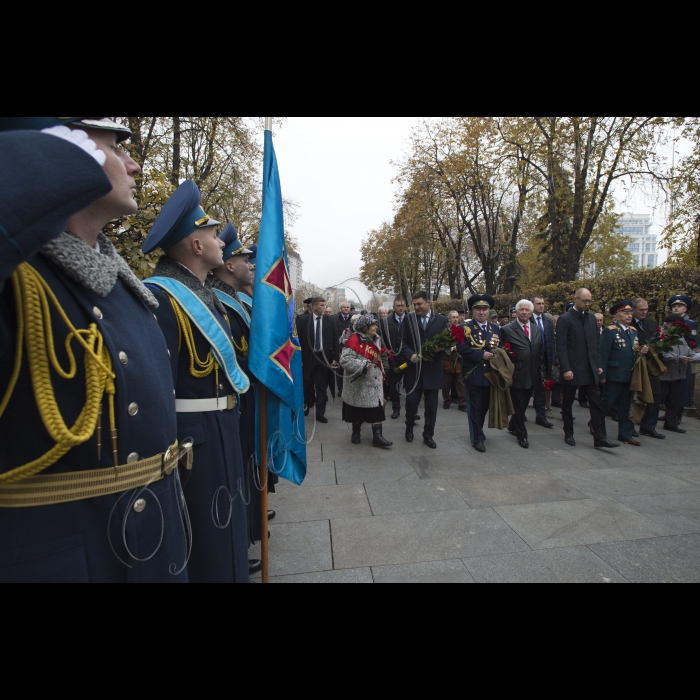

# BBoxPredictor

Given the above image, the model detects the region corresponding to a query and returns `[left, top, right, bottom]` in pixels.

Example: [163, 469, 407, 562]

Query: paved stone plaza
[253, 398, 700, 583]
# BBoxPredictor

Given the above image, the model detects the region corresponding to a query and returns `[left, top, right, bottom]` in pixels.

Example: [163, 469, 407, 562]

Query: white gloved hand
[40, 125, 107, 166]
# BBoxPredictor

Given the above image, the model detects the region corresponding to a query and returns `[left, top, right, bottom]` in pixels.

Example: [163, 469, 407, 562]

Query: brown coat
[442, 351, 462, 375]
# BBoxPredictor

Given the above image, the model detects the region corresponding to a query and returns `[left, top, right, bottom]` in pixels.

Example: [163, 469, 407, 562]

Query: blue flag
[250, 130, 307, 485]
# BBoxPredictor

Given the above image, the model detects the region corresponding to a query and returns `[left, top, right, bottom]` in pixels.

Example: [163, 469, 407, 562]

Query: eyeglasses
[575, 298, 593, 305]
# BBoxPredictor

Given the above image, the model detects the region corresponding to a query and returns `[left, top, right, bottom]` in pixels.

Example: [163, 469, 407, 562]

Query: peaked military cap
[468, 294, 495, 311]
[566, 303, 576, 311]
[303, 298, 313, 305]
[511, 307, 517, 314]
[0, 131, 113, 279]
[220, 223, 253, 261]
[611, 300, 635, 315]
[0, 117, 132, 142]
[248, 244, 258, 268]
[669, 294, 693, 312]
[143, 180, 220, 254]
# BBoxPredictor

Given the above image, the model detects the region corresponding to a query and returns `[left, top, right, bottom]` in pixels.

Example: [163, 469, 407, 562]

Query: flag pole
[260, 116, 273, 585]
[260, 385, 269, 584]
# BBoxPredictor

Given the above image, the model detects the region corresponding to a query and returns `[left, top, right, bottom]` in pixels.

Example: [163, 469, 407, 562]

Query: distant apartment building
[619, 214, 659, 269]
[288, 250, 303, 292]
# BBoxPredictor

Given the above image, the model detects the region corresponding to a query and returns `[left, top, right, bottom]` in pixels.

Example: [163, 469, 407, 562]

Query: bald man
[556, 289, 618, 449]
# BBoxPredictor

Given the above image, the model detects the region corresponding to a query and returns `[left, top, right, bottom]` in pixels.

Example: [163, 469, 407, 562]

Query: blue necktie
[537, 316, 547, 352]
[315, 317, 321, 351]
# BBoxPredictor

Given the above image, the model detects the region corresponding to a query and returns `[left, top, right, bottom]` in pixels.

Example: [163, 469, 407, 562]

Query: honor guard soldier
[143, 181, 251, 584]
[669, 295, 698, 414]
[238, 244, 257, 308]
[0, 120, 189, 583]
[600, 301, 650, 446]
[212, 224, 276, 577]
[458, 295, 502, 453]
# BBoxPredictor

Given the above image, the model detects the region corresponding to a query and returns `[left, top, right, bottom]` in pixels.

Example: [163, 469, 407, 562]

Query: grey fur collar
[153, 256, 225, 314]
[41, 231, 159, 309]
[211, 277, 243, 302]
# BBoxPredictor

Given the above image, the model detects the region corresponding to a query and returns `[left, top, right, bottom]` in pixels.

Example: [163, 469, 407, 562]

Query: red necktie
[524, 323, 530, 339]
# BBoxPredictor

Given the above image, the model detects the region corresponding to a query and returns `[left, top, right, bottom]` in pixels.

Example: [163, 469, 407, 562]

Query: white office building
[620, 214, 659, 269]
[288, 250, 303, 292]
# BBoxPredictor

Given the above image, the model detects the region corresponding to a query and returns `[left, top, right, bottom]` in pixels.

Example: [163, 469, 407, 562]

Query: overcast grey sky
[272, 117, 674, 298]
[274, 117, 419, 303]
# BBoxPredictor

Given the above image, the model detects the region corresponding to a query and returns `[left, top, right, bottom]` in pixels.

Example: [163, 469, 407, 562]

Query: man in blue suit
[600, 301, 650, 447]
[399, 291, 449, 449]
[531, 296, 555, 429]
[458, 295, 501, 454]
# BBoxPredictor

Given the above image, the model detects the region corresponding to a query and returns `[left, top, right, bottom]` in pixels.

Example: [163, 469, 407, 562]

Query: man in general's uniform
[0, 119, 189, 583]
[600, 300, 650, 447]
[457, 295, 502, 454]
[144, 181, 251, 583]
[669, 295, 698, 417]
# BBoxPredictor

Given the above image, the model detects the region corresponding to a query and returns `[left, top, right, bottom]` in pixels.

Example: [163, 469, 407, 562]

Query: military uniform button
[119, 352, 129, 365]
[133, 499, 147, 514]
[219, 384, 225, 391]
[128, 403, 139, 417]
[93, 307, 103, 320]
[127, 453, 139, 464]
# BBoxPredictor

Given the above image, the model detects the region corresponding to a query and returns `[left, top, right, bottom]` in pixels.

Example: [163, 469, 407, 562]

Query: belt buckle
[227, 395, 238, 411]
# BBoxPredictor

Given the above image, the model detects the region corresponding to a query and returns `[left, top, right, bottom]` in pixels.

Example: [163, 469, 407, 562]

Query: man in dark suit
[384, 298, 408, 419]
[458, 294, 502, 453]
[334, 301, 353, 398]
[297, 297, 340, 424]
[531, 296, 555, 429]
[502, 301, 546, 449]
[632, 298, 665, 439]
[557, 289, 619, 449]
[399, 291, 449, 449]
[600, 301, 650, 446]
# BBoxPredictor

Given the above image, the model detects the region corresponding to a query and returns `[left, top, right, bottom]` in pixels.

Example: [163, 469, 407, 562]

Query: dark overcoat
[556, 309, 602, 387]
[0, 254, 188, 583]
[398, 312, 449, 392]
[501, 320, 545, 391]
[458, 320, 502, 387]
[150, 281, 250, 585]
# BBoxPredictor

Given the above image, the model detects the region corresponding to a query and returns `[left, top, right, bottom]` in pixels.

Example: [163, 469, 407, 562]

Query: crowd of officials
[299, 289, 699, 456]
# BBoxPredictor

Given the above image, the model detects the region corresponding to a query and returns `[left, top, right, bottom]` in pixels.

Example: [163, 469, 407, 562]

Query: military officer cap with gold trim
[143, 180, 220, 254]
[220, 223, 253, 261]
[669, 295, 693, 312]
[611, 300, 635, 315]
[468, 294, 495, 311]
[0, 117, 132, 142]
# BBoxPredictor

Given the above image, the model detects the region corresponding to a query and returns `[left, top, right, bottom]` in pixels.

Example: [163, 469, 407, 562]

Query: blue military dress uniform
[211, 224, 267, 545]
[144, 181, 252, 584]
[600, 314, 638, 441]
[458, 295, 502, 450]
[0, 125, 189, 583]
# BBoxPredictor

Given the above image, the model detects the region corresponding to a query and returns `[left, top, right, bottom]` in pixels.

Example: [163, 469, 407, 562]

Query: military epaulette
[608, 325, 618, 331]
